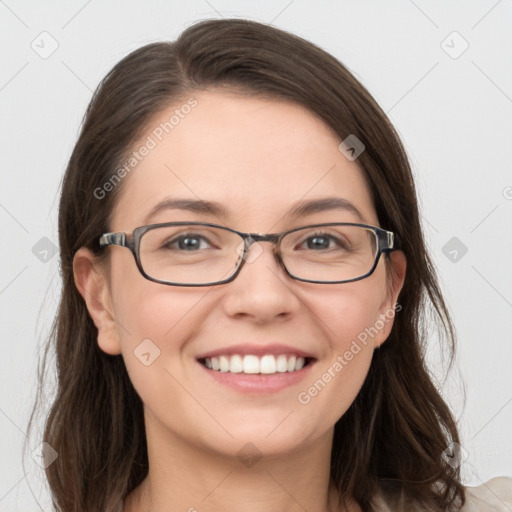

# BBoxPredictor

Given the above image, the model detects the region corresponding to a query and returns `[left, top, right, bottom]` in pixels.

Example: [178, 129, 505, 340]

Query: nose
[237, 236, 289, 284]
[221, 238, 300, 322]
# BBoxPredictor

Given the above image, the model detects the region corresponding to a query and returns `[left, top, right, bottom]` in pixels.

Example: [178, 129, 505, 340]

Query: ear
[73, 247, 122, 355]
[374, 250, 406, 348]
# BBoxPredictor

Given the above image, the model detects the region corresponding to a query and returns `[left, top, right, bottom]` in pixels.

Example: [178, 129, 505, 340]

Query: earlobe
[73, 247, 122, 355]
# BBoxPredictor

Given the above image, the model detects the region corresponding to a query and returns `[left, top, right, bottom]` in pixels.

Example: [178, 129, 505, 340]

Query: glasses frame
[98, 221, 397, 287]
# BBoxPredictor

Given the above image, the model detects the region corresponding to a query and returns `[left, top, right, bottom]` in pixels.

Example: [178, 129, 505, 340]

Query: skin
[74, 89, 406, 512]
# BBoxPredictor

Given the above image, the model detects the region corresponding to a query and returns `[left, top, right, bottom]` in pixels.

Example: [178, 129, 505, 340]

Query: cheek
[110, 247, 205, 344]
[297, 347, 373, 431]
[297, 324, 376, 430]
[115, 287, 204, 353]
[334, 301, 383, 352]
[109, 270, 203, 388]
[313, 279, 386, 353]
[296, 282, 386, 421]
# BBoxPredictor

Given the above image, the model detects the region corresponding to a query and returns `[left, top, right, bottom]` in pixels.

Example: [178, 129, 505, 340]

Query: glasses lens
[139, 224, 243, 285]
[139, 224, 379, 285]
[281, 224, 378, 283]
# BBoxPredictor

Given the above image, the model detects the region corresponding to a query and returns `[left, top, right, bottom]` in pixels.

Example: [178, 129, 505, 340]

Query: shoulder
[461, 477, 512, 512]
[371, 477, 512, 512]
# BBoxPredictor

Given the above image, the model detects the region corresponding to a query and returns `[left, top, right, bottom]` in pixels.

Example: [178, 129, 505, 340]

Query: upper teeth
[203, 354, 307, 374]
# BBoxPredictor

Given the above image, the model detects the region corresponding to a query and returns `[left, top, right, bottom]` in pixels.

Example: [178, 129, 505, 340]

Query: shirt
[373, 477, 512, 512]
[113, 476, 512, 511]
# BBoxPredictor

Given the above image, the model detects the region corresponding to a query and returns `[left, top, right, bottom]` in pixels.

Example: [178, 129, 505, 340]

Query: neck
[124, 410, 361, 512]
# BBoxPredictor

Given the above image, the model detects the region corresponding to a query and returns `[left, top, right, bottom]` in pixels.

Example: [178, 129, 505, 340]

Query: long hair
[26, 18, 466, 512]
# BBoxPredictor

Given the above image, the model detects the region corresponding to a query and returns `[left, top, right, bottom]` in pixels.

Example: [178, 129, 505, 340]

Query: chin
[193, 419, 322, 460]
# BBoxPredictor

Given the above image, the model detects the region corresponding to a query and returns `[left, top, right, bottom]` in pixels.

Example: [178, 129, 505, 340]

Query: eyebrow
[142, 196, 366, 225]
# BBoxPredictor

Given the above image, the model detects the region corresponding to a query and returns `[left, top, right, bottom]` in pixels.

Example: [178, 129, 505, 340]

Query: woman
[29, 18, 512, 512]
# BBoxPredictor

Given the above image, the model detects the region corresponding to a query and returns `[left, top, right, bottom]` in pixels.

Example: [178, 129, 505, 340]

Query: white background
[1, 1, 511, 510]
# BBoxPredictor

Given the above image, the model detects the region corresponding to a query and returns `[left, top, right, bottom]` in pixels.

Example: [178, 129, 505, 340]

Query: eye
[298, 232, 350, 251]
[162, 232, 215, 251]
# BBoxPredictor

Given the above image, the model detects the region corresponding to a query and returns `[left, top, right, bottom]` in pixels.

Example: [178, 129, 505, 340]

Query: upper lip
[195, 343, 316, 360]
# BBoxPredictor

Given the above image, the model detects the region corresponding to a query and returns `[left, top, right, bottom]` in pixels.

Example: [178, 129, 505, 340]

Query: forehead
[110, 89, 377, 231]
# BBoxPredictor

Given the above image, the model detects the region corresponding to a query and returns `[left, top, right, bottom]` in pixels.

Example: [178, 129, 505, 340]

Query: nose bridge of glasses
[243, 232, 282, 254]
[246, 232, 280, 243]
[235, 233, 285, 268]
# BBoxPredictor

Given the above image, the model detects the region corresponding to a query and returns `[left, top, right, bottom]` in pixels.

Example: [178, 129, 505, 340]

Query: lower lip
[197, 360, 315, 393]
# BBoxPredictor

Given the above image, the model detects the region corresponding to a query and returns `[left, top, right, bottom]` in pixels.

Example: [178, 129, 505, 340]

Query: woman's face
[75, 89, 405, 460]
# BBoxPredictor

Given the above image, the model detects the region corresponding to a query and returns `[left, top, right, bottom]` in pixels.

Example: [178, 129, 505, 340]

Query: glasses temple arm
[379, 230, 397, 252]
[99, 232, 127, 248]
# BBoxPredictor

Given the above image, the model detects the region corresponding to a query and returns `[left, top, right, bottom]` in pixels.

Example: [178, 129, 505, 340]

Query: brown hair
[27, 18, 466, 512]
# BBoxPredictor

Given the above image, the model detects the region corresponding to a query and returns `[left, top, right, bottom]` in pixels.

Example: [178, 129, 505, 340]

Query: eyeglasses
[98, 221, 396, 287]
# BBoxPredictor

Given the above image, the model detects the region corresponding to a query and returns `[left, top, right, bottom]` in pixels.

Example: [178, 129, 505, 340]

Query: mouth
[198, 354, 316, 375]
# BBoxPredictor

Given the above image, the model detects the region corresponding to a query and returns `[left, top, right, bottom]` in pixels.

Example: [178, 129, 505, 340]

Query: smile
[199, 354, 312, 374]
